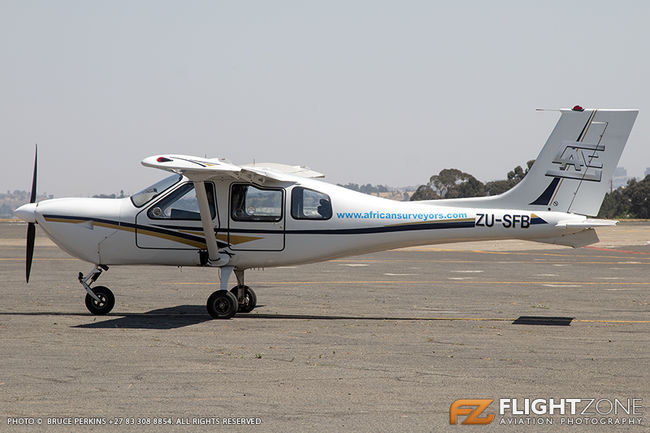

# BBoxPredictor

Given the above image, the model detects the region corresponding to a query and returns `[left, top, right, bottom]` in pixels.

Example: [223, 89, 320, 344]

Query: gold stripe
[226, 234, 264, 244]
[50, 218, 264, 249]
[580, 109, 598, 142]
[45, 217, 85, 224]
[177, 229, 263, 245]
[94, 221, 124, 231]
[576, 319, 650, 324]
[137, 228, 206, 248]
[45, 217, 207, 249]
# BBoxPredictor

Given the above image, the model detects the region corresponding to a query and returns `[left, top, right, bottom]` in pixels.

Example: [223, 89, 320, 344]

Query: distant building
[612, 167, 628, 189]
[0, 190, 53, 218]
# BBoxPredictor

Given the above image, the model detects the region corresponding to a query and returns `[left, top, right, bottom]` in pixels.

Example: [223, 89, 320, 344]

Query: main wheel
[84, 286, 115, 315]
[206, 290, 238, 319]
[230, 285, 257, 313]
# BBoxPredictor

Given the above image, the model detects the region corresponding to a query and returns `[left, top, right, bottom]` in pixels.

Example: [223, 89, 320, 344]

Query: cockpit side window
[130, 174, 182, 207]
[291, 187, 332, 220]
[231, 184, 283, 222]
[147, 182, 216, 220]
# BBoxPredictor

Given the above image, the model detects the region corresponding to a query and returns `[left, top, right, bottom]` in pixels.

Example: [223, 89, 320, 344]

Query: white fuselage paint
[30, 175, 590, 270]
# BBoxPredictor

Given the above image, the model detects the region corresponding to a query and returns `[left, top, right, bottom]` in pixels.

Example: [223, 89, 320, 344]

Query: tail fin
[432, 108, 638, 216]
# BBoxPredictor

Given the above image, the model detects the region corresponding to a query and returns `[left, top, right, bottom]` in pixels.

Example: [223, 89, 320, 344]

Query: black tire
[230, 285, 257, 313]
[206, 290, 238, 319]
[84, 286, 115, 315]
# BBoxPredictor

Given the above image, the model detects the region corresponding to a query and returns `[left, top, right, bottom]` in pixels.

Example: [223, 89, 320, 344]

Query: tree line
[338, 183, 389, 194]
[597, 177, 650, 219]
[410, 160, 535, 200]
[410, 161, 650, 219]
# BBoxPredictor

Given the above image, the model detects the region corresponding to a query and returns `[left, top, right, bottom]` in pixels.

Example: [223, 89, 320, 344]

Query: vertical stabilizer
[430, 108, 638, 216]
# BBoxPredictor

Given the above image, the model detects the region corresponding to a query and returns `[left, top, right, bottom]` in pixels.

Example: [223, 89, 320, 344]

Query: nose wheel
[84, 286, 115, 315]
[79, 265, 115, 315]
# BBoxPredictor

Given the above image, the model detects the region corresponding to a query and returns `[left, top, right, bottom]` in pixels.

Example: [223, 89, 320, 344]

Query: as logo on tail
[546, 141, 605, 182]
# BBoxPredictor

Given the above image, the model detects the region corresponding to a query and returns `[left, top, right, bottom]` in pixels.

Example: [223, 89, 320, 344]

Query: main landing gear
[78, 264, 256, 319]
[206, 267, 257, 319]
[79, 265, 114, 315]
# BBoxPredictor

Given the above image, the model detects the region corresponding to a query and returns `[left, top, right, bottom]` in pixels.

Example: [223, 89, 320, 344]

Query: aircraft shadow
[0, 308, 574, 329]
[76, 311, 575, 328]
[74, 305, 212, 329]
[74, 307, 461, 329]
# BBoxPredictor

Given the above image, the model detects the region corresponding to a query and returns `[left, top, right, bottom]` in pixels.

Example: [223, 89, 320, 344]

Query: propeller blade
[30, 145, 38, 203]
[26, 222, 35, 283]
[26, 146, 38, 283]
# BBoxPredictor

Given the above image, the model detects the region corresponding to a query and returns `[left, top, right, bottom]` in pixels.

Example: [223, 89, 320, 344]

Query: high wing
[141, 154, 324, 267]
[240, 162, 325, 179]
[142, 154, 324, 184]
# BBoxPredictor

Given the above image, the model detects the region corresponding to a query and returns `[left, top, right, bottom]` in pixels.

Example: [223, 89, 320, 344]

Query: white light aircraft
[14, 107, 637, 319]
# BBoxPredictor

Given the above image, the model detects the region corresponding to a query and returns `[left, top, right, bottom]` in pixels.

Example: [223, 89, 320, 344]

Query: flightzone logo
[450, 400, 494, 425]
[450, 398, 643, 426]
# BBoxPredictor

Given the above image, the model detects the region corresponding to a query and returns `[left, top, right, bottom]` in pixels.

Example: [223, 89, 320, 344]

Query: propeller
[25, 146, 37, 283]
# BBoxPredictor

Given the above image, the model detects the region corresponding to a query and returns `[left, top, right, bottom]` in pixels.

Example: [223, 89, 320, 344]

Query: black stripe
[286, 221, 475, 235]
[153, 223, 204, 230]
[44, 214, 476, 237]
[530, 177, 560, 206]
[43, 215, 548, 241]
[155, 221, 479, 235]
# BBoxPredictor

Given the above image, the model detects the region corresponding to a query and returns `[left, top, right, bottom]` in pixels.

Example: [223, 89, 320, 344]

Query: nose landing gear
[79, 265, 114, 315]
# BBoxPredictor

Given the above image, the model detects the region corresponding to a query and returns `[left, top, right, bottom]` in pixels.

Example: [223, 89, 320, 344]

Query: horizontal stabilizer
[533, 228, 600, 248]
[555, 218, 617, 229]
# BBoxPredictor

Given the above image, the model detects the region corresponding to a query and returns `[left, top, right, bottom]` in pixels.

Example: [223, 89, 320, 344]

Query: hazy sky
[1, 0, 649, 197]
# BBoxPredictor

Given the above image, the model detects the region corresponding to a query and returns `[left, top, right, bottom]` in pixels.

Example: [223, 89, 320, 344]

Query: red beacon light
[156, 156, 172, 163]
[572, 105, 584, 112]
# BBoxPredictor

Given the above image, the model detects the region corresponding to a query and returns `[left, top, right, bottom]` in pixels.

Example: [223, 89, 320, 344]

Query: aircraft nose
[14, 203, 37, 223]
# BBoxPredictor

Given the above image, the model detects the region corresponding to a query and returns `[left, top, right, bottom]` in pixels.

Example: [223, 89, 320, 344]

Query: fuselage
[18, 174, 591, 269]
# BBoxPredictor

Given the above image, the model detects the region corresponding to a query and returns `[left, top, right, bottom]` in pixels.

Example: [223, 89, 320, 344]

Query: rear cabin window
[291, 187, 332, 220]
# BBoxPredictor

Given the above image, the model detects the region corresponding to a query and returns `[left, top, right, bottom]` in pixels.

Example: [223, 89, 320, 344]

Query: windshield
[130, 174, 182, 207]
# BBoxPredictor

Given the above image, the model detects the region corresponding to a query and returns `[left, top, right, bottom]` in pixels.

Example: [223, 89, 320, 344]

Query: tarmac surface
[0, 220, 648, 432]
